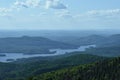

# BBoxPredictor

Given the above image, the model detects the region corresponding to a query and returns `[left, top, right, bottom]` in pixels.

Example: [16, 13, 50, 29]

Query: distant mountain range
[59, 34, 120, 47]
[0, 36, 77, 54]
[0, 34, 120, 80]
[0, 34, 120, 55]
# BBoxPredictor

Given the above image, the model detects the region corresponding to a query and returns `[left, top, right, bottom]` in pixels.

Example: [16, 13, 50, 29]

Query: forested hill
[0, 36, 77, 54]
[59, 34, 120, 47]
[30, 57, 120, 80]
[0, 53, 106, 80]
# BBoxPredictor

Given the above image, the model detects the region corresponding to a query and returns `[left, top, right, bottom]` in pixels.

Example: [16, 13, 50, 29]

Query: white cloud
[74, 9, 120, 20]
[86, 9, 120, 17]
[14, 1, 28, 8]
[60, 14, 72, 18]
[45, 0, 67, 9]
[71, 9, 120, 29]
[13, 0, 67, 9]
[0, 8, 12, 13]
[30, 12, 47, 17]
[0, 13, 12, 17]
[55, 10, 72, 18]
[0, 8, 13, 17]
[0, 14, 7, 17]
[14, 0, 41, 8]
[26, 0, 41, 7]
[0, 0, 67, 16]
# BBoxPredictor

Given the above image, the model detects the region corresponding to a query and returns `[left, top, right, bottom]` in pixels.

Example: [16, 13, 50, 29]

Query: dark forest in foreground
[29, 57, 120, 80]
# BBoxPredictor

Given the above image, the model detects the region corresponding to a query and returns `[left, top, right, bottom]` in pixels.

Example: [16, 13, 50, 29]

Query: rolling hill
[30, 57, 120, 80]
[0, 36, 77, 54]
[58, 34, 120, 47]
[0, 53, 106, 80]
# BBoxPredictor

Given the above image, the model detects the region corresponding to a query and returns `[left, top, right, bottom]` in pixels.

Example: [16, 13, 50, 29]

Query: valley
[0, 33, 120, 80]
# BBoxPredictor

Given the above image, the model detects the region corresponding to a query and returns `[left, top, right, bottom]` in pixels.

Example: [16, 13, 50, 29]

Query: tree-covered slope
[31, 57, 120, 80]
[0, 53, 106, 80]
[0, 36, 77, 54]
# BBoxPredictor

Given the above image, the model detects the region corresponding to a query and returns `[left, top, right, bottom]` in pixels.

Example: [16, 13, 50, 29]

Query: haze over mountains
[1, 0, 120, 79]
[0, 30, 120, 38]
[61, 34, 120, 47]
[0, 31, 120, 56]
[0, 36, 76, 54]
[0, 30, 120, 80]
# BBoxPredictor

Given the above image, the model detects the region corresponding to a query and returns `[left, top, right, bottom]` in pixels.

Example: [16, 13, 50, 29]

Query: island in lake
[0, 54, 6, 57]
[6, 59, 15, 62]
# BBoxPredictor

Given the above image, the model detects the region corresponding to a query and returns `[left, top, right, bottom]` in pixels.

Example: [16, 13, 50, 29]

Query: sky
[0, 0, 120, 30]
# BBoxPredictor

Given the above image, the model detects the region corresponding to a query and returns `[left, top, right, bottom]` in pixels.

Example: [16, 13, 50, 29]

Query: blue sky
[0, 0, 120, 30]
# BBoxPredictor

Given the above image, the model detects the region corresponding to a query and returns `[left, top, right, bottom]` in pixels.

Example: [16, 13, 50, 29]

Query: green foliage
[0, 53, 105, 80]
[31, 57, 120, 80]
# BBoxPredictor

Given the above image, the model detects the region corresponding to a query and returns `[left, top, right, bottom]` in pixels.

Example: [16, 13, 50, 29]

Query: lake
[0, 45, 96, 62]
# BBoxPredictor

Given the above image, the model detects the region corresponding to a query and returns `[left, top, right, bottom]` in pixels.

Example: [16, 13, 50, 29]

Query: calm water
[0, 45, 96, 62]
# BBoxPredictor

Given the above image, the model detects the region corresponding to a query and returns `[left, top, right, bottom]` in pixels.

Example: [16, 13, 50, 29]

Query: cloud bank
[14, 0, 41, 8]
[0, 8, 12, 13]
[87, 9, 120, 17]
[45, 0, 67, 9]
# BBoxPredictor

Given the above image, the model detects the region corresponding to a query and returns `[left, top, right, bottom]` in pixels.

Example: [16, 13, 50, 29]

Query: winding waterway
[0, 45, 96, 62]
